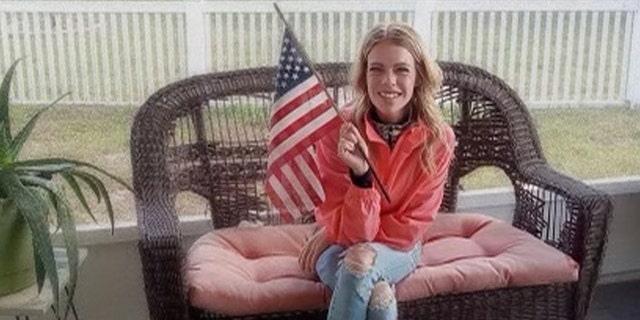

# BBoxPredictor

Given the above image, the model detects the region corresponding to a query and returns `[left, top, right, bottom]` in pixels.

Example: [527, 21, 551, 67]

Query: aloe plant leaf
[15, 163, 76, 174]
[0, 59, 21, 142]
[46, 191, 78, 319]
[0, 120, 9, 162]
[69, 170, 102, 204]
[81, 173, 115, 233]
[61, 172, 97, 223]
[32, 243, 46, 292]
[0, 170, 59, 311]
[21, 174, 79, 319]
[8, 93, 69, 160]
[14, 158, 132, 191]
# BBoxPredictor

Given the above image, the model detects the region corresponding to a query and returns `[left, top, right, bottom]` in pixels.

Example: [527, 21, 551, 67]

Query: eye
[396, 67, 410, 73]
[368, 66, 382, 72]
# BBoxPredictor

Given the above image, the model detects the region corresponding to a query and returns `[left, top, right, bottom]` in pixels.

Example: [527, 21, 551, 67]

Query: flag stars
[287, 55, 294, 62]
[303, 66, 310, 73]
[292, 73, 299, 80]
[285, 64, 292, 71]
[296, 57, 303, 64]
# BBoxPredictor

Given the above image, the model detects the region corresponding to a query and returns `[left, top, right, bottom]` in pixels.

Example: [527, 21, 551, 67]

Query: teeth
[380, 92, 400, 98]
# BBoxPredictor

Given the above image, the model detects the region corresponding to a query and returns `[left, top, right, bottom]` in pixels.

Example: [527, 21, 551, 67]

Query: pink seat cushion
[186, 213, 579, 316]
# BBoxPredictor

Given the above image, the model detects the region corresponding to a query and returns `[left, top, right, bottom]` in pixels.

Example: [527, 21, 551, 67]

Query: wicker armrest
[513, 162, 613, 319]
[136, 203, 190, 320]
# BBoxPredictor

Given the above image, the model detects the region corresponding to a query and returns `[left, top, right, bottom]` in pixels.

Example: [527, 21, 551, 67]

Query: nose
[382, 71, 397, 86]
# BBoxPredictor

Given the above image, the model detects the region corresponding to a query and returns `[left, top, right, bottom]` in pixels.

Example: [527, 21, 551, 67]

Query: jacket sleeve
[378, 126, 455, 250]
[314, 128, 382, 246]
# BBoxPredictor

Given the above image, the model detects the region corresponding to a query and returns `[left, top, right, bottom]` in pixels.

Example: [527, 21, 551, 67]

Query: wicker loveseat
[131, 61, 612, 320]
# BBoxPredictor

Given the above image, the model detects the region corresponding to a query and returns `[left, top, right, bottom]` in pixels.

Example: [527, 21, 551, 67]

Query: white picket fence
[1, 0, 639, 108]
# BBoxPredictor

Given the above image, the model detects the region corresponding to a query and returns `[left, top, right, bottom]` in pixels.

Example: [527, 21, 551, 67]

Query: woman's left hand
[298, 228, 329, 273]
[338, 123, 369, 175]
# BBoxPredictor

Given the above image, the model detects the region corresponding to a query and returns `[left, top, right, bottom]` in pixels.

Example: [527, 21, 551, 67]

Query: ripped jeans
[316, 242, 422, 320]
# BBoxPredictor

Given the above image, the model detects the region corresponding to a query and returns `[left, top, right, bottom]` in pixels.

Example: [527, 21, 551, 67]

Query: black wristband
[349, 167, 373, 188]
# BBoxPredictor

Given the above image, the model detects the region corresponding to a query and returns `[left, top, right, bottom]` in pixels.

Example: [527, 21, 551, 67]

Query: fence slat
[487, 12, 496, 71]
[562, 11, 576, 100]
[350, 12, 356, 60]
[77, 13, 89, 102]
[43, 13, 57, 100]
[452, 12, 461, 60]
[120, 13, 133, 104]
[238, 13, 245, 69]
[328, 12, 334, 61]
[132, 13, 144, 100]
[519, 12, 530, 97]
[10, 12, 25, 100]
[619, 11, 632, 99]
[596, 12, 610, 100]
[585, 12, 599, 100]
[338, 11, 345, 61]
[249, 13, 256, 67]
[497, 11, 506, 76]
[111, 13, 123, 103]
[23, 13, 37, 102]
[574, 12, 587, 100]
[53, 14, 66, 99]
[552, 11, 564, 101]
[143, 13, 154, 91]
[271, 12, 278, 66]
[260, 12, 267, 66]
[529, 11, 542, 100]
[177, 13, 186, 79]
[33, 12, 47, 101]
[92, 13, 102, 102]
[214, 13, 222, 70]
[316, 12, 324, 61]
[431, 12, 439, 58]
[101, 13, 113, 102]
[0, 13, 9, 74]
[608, 11, 621, 100]
[442, 12, 450, 60]
[475, 12, 485, 66]
[155, 13, 166, 84]
[541, 11, 553, 100]
[165, 13, 176, 82]
[464, 11, 472, 62]
[508, 12, 518, 86]
[67, 13, 80, 102]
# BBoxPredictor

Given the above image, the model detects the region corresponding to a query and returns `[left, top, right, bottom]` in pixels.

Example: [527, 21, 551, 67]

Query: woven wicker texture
[130, 62, 613, 320]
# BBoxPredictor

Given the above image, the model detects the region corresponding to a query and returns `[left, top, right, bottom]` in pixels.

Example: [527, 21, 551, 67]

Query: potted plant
[0, 60, 132, 318]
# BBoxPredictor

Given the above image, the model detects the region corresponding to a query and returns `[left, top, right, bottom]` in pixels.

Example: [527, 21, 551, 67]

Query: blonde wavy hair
[352, 22, 449, 173]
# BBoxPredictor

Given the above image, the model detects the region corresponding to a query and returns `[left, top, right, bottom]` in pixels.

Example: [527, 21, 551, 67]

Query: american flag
[266, 27, 341, 222]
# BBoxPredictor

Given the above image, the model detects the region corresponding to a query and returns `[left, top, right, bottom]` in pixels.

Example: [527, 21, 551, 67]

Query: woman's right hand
[298, 228, 330, 273]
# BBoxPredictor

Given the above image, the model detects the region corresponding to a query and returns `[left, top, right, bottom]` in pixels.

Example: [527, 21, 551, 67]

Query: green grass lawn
[10, 105, 640, 224]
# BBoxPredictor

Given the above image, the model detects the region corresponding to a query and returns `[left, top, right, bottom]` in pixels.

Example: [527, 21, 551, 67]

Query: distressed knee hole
[369, 281, 394, 310]
[343, 244, 376, 276]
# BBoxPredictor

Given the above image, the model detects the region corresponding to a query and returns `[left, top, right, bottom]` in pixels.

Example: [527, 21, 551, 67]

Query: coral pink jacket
[314, 107, 455, 251]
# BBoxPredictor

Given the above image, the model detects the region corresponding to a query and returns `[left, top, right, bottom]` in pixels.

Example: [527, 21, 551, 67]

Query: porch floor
[587, 279, 640, 320]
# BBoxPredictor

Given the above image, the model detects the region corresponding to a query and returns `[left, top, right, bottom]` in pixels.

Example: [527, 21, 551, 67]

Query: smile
[379, 92, 401, 98]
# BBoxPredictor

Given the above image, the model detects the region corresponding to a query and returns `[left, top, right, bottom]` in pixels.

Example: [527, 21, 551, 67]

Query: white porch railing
[1, 0, 639, 108]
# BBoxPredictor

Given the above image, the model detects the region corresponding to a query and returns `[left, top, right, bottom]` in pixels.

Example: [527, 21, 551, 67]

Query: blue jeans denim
[316, 242, 422, 320]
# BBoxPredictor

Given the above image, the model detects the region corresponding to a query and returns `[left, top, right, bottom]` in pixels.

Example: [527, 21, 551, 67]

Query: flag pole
[273, 3, 391, 203]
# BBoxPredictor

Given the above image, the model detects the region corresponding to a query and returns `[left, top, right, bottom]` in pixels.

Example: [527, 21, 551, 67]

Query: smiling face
[366, 40, 417, 123]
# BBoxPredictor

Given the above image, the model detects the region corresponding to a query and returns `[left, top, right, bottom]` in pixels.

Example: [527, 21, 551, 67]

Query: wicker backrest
[131, 61, 543, 230]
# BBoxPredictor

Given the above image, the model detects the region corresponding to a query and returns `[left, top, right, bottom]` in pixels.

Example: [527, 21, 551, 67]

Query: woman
[299, 22, 455, 320]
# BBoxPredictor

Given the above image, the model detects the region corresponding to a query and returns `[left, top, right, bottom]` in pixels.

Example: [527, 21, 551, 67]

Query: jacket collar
[364, 111, 429, 152]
